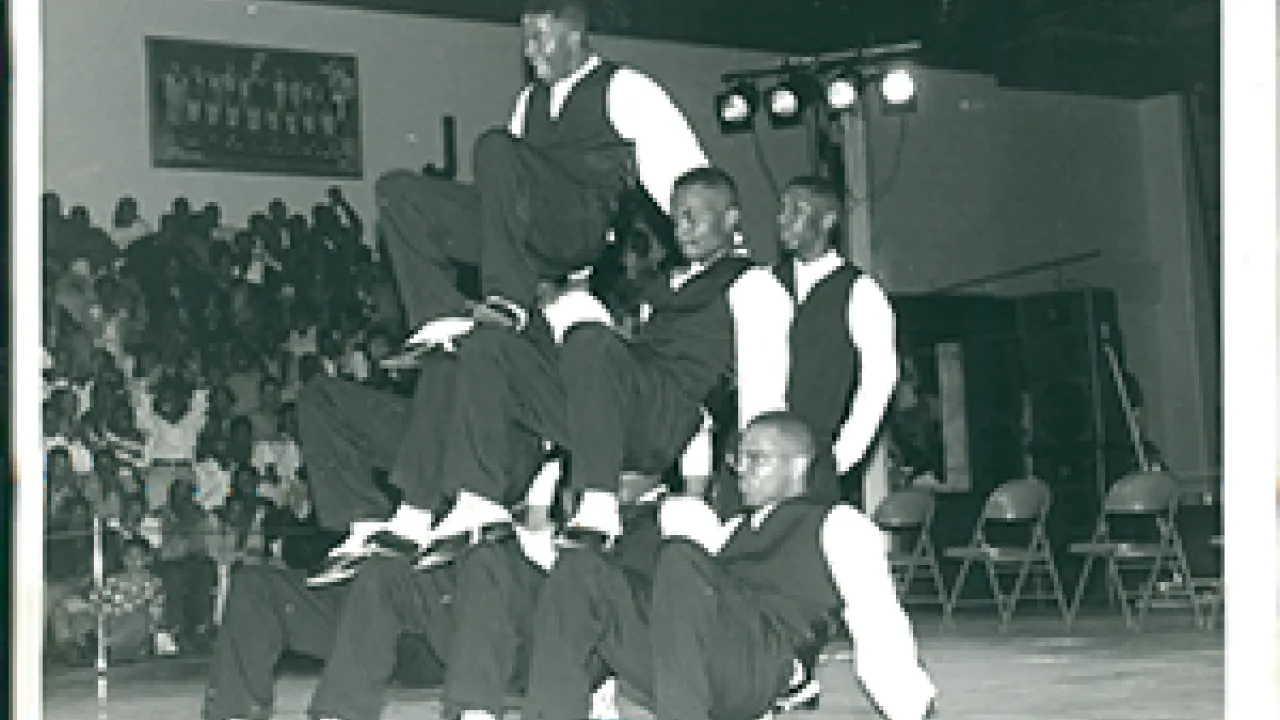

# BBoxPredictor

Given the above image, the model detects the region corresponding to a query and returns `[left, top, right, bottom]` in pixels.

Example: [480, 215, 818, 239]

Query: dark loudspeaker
[891, 294, 1024, 549]
[1015, 289, 1135, 545]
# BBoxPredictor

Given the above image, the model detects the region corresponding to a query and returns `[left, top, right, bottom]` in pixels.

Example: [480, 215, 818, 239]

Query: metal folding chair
[1066, 470, 1203, 631]
[873, 488, 947, 607]
[1200, 535, 1224, 628]
[943, 476, 1069, 631]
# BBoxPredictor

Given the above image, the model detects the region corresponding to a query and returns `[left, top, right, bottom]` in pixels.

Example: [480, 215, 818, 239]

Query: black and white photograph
[9, 0, 1276, 719]
[147, 36, 363, 178]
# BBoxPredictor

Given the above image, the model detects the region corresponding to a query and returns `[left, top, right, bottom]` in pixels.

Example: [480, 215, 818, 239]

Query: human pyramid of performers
[205, 2, 938, 719]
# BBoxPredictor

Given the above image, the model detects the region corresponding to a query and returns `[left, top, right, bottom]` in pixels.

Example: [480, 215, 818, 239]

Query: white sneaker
[516, 526, 556, 571]
[331, 520, 390, 557]
[429, 491, 512, 541]
[543, 288, 613, 344]
[568, 490, 622, 539]
[306, 521, 390, 588]
[406, 316, 476, 352]
[154, 631, 179, 657]
[589, 676, 621, 719]
[379, 344, 430, 370]
[383, 504, 435, 546]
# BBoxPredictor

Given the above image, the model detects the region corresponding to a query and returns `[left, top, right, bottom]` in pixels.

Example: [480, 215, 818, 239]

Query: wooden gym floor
[42, 608, 1223, 720]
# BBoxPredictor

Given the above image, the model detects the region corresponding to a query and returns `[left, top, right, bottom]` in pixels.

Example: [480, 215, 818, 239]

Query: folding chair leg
[1000, 558, 1035, 632]
[1132, 552, 1167, 632]
[927, 554, 948, 609]
[981, 560, 1012, 633]
[1102, 555, 1136, 630]
[902, 561, 920, 600]
[1043, 550, 1071, 627]
[944, 558, 973, 628]
[1173, 548, 1205, 629]
[1067, 554, 1096, 629]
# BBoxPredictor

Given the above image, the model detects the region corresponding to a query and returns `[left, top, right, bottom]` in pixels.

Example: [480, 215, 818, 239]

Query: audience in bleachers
[39, 181, 676, 667]
[41, 186, 404, 664]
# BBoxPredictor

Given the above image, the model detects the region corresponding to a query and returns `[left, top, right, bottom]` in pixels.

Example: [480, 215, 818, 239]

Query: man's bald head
[744, 411, 816, 459]
[736, 412, 817, 507]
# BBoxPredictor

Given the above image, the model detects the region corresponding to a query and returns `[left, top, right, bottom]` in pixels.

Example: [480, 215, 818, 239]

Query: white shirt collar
[793, 248, 842, 274]
[549, 55, 602, 115]
[558, 54, 601, 91]
[792, 249, 844, 302]
[749, 502, 778, 529]
[669, 247, 751, 290]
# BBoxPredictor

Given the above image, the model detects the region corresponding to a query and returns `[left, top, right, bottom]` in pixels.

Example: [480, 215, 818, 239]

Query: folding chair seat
[872, 488, 946, 607]
[1066, 470, 1202, 631]
[942, 476, 1069, 632]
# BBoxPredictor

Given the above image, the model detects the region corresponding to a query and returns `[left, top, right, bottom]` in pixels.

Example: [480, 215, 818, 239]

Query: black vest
[774, 258, 863, 445]
[718, 499, 842, 641]
[634, 256, 754, 403]
[523, 60, 634, 199]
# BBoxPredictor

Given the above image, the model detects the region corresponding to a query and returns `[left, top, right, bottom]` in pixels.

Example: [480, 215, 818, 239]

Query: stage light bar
[715, 83, 757, 133]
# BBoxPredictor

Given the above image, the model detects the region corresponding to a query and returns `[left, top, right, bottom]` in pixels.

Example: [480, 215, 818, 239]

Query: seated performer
[376, 0, 709, 360]
[414, 166, 791, 559]
[201, 471, 663, 720]
[702, 173, 905, 707]
[523, 411, 937, 720]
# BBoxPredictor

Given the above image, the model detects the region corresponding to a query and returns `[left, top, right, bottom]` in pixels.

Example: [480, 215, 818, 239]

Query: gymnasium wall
[43, 0, 1216, 477]
[863, 70, 1216, 478]
[42, 0, 809, 258]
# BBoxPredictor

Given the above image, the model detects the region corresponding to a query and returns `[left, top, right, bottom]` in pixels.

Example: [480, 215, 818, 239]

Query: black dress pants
[201, 565, 354, 720]
[203, 560, 455, 720]
[376, 129, 612, 325]
[523, 542, 793, 720]
[310, 546, 539, 720]
[296, 356, 544, 530]
[440, 323, 702, 507]
[438, 539, 545, 717]
[155, 555, 216, 641]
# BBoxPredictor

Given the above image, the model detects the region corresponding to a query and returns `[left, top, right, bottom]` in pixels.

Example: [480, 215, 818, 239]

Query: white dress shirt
[509, 54, 710, 215]
[792, 251, 899, 473]
[651, 257, 791, 477]
[133, 387, 209, 464]
[251, 437, 302, 484]
[193, 459, 232, 511]
[109, 220, 152, 253]
[43, 435, 95, 474]
[43, 377, 94, 418]
[659, 496, 936, 720]
[724, 266, 793, 429]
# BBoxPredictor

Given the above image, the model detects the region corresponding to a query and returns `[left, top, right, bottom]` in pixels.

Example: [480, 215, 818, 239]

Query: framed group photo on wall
[146, 36, 363, 178]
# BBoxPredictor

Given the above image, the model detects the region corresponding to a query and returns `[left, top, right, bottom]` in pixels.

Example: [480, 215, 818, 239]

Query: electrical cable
[846, 113, 911, 207]
[750, 122, 780, 199]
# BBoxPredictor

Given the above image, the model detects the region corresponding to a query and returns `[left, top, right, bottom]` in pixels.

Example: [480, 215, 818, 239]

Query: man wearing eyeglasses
[521, 411, 937, 720]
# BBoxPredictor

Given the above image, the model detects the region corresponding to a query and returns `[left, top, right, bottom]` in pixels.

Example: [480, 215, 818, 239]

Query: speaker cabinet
[892, 294, 1025, 548]
[1015, 289, 1136, 545]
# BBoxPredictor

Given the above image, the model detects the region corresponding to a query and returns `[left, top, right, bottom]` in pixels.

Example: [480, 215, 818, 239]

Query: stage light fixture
[715, 83, 758, 133]
[880, 67, 916, 106]
[764, 81, 803, 128]
[824, 74, 860, 111]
